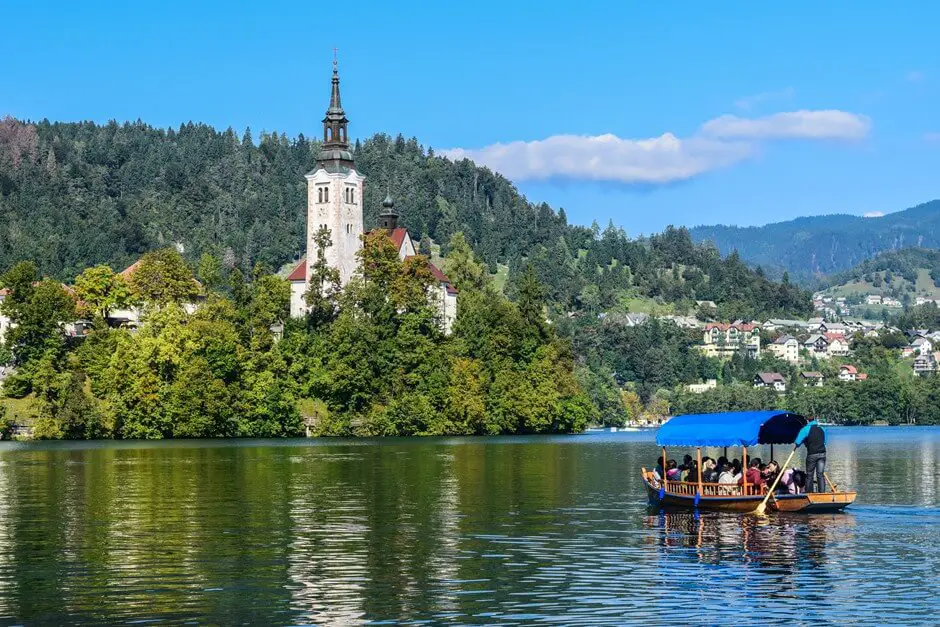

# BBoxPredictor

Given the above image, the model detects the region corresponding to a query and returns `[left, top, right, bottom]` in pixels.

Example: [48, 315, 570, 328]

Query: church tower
[305, 58, 365, 290]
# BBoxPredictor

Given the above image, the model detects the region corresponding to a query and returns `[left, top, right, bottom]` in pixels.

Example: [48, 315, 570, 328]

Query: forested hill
[0, 116, 809, 319]
[820, 247, 940, 293]
[690, 200, 940, 282]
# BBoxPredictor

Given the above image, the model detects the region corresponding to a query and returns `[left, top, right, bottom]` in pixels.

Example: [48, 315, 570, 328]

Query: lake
[0, 427, 938, 624]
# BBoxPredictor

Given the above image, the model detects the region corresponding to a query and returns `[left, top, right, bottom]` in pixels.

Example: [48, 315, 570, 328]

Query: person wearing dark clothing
[796, 420, 827, 492]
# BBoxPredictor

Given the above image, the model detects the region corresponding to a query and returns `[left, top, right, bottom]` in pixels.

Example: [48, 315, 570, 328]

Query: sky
[3, 1, 939, 234]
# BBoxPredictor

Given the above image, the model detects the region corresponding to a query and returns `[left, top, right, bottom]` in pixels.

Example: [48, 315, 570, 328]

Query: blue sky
[3, 1, 938, 234]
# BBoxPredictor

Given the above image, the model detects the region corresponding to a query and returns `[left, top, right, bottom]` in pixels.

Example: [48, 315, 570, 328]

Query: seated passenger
[762, 461, 780, 486]
[738, 458, 764, 489]
[665, 459, 680, 481]
[717, 463, 739, 493]
[702, 458, 719, 483]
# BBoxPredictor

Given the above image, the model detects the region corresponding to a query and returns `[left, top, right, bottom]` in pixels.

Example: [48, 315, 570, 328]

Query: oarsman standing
[796, 419, 827, 492]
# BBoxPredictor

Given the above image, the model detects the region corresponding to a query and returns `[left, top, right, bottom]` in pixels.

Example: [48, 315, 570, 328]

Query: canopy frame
[655, 410, 808, 448]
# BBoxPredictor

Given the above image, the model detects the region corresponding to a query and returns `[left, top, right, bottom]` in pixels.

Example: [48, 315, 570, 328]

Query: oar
[824, 472, 838, 493]
[754, 445, 798, 515]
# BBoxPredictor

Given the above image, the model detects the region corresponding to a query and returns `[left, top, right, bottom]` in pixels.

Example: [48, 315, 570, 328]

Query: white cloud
[700, 110, 871, 140]
[863, 211, 885, 218]
[906, 70, 924, 83]
[440, 133, 753, 185]
[734, 87, 795, 111]
[924, 132, 940, 143]
[441, 109, 870, 185]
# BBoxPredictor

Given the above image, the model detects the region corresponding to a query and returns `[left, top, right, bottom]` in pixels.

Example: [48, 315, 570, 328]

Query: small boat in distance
[642, 410, 856, 513]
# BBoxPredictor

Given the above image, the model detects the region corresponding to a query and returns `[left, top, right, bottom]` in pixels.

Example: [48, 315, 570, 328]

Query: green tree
[74, 265, 131, 319]
[129, 248, 200, 307]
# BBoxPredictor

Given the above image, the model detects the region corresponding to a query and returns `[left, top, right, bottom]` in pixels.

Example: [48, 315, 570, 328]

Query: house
[699, 322, 760, 359]
[866, 294, 883, 305]
[659, 314, 701, 329]
[882, 297, 903, 308]
[838, 364, 860, 382]
[911, 336, 934, 356]
[686, 379, 717, 394]
[768, 334, 800, 364]
[695, 300, 717, 310]
[913, 353, 938, 376]
[754, 372, 787, 392]
[624, 312, 650, 327]
[807, 317, 825, 332]
[825, 333, 851, 357]
[800, 371, 825, 387]
[762, 318, 807, 332]
[819, 322, 847, 337]
[803, 334, 830, 358]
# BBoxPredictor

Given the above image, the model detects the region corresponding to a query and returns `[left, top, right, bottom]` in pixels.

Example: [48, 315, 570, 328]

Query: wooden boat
[643, 410, 856, 513]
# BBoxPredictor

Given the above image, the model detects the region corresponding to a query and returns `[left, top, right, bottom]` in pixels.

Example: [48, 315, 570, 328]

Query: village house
[913, 353, 938, 376]
[753, 372, 787, 392]
[910, 336, 934, 356]
[800, 371, 825, 387]
[803, 334, 830, 358]
[837, 364, 867, 382]
[106, 260, 203, 328]
[761, 318, 807, 333]
[866, 294, 883, 305]
[825, 333, 851, 357]
[699, 322, 760, 359]
[686, 379, 717, 394]
[819, 321, 847, 337]
[767, 334, 800, 364]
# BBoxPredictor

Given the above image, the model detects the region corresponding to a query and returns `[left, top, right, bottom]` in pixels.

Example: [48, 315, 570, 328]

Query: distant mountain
[690, 200, 940, 282]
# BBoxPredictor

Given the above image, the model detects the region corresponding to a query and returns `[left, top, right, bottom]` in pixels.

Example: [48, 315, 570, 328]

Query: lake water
[0, 427, 938, 624]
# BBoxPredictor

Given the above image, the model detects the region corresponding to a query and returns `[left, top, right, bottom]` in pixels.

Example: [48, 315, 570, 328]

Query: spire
[316, 53, 354, 171]
[328, 54, 343, 114]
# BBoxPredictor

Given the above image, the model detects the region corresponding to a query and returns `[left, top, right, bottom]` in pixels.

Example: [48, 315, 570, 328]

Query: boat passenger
[777, 468, 807, 494]
[762, 460, 780, 486]
[718, 463, 739, 494]
[702, 458, 719, 483]
[666, 459, 680, 481]
[738, 458, 765, 490]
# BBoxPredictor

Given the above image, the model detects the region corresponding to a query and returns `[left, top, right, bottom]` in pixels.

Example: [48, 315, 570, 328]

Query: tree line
[0, 233, 594, 438]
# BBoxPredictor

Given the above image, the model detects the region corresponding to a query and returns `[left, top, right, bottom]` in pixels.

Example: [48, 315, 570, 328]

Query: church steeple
[378, 193, 399, 231]
[316, 56, 355, 172]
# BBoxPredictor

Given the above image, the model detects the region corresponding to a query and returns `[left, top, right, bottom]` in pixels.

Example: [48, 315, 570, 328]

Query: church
[286, 61, 457, 332]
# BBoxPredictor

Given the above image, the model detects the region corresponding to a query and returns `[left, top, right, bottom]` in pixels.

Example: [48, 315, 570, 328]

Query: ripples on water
[0, 428, 938, 624]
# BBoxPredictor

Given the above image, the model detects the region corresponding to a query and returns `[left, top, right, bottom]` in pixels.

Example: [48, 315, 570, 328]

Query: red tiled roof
[287, 257, 306, 282]
[120, 260, 142, 279]
[857, 373, 869, 380]
[824, 333, 845, 342]
[390, 227, 408, 251]
[840, 365, 858, 374]
[428, 262, 457, 293]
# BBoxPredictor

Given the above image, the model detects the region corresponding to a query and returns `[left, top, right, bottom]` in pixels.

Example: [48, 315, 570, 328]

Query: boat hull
[643, 478, 855, 513]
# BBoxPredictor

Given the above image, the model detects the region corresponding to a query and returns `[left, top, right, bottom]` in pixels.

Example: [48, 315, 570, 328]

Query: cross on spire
[333, 47, 338, 70]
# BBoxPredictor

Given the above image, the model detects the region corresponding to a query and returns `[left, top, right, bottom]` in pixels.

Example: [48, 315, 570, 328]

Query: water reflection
[0, 430, 937, 623]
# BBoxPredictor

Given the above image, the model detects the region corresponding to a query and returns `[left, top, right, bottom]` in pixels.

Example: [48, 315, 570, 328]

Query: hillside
[690, 200, 940, 282]
[0, 117, 810, 321]
[818, 248, 940, 315]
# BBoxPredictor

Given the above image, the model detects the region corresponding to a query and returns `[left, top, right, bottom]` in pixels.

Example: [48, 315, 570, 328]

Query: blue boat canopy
[655, 410, 809, 447]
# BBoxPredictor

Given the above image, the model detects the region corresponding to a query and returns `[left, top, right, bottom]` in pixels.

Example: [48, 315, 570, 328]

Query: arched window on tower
[318, 188, 323, 203]
[324, 186, 329, 203]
